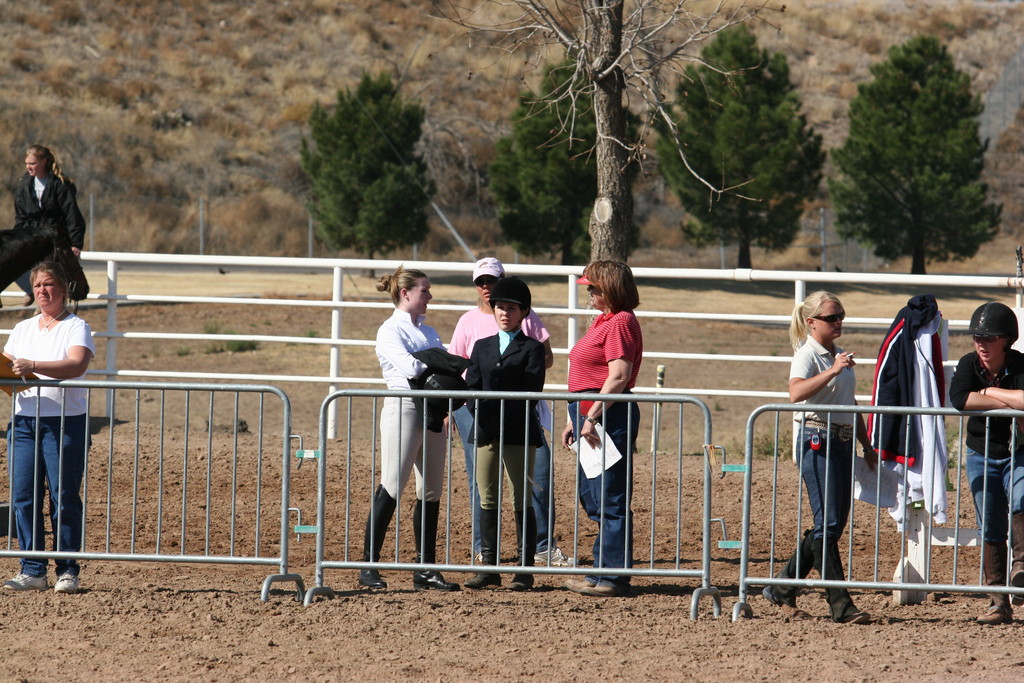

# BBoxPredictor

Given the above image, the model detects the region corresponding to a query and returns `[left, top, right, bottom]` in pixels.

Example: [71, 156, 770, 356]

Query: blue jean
[531, 436, 555, 553]
[15, 271, 31, 296]
[455, 404, 555, 556]
[798, 426, 853, 543]
[966, 446, 1024, 543]
[8, 414, 88, 578]
[570, 400, 639, 589]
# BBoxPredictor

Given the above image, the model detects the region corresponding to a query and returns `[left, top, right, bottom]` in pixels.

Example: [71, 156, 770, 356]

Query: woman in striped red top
[560, 260, 642, 598]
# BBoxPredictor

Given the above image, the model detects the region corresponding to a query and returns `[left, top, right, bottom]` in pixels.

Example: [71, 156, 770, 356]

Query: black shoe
[508, 574, 534, 591]
[359, 569, 387, 589]
[413, 571, 460, 591]
[464, 572, 501, 589]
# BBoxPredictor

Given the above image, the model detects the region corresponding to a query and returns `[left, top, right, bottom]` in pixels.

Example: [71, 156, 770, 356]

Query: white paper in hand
[574, 423, 623, 479]
[853, 457, 899, 508]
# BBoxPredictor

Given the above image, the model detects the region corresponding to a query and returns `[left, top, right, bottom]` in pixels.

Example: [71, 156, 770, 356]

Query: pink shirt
[567, 310, 643, 392]
[448, 307, 550, 359]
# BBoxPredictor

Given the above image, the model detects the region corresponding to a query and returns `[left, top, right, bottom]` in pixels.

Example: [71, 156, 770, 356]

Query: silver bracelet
[585, 415, 599, 425]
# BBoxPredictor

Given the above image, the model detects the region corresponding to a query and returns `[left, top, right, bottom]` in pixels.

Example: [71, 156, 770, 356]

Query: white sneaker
[54, 573, 80, 594]
[3, 573, 48, 591]
[534, 547, 575, 567]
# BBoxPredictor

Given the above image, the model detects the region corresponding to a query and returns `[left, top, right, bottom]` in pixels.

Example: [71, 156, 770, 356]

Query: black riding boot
[767, 528, 816, 604]
[813, 537, 870, 624]
[359, 485, 396, 589]
[412, 500, 460, 591]
[509, 508, 537, 591]
[465, 507, 501, 589]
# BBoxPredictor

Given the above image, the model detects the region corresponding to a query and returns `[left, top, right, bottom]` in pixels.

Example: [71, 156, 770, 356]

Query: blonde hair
[376, 265, 428, 306]
[789, 290, 844, 350]
[26, 144, 70, 184]
[30, 260, 71, 308]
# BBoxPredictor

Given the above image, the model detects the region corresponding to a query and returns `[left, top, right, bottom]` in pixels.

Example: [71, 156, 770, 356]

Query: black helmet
[969, 302, 1019, 344]
[489, 276, 531, 313]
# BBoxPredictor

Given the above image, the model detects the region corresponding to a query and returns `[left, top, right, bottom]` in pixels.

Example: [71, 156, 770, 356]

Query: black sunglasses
[973, 335, 1005, 344]
[474, 276, 498, 287]
[813, 312, 846, 324]
[586, 285, 602, 294]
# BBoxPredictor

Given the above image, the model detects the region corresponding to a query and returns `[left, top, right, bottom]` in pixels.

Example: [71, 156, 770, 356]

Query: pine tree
[300, 73, 432, 258]
[657, 25, 824, 269]
[829, 35, 1000, 274]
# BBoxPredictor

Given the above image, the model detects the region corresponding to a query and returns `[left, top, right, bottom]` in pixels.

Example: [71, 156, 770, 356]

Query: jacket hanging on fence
[868, 294, 949, 528]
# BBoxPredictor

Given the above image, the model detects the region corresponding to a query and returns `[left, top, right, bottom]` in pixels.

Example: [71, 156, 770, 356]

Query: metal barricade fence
[732, 403, 1024, 621]
[302, 389, 722, 618]
[0, 379, 304, 601]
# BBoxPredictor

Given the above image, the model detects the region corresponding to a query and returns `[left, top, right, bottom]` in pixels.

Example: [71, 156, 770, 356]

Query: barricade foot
[261, 573, 305, 603]
[690, 586, 722, 620]
[303, 585, 337, 606]
[732, 600, 754, 621]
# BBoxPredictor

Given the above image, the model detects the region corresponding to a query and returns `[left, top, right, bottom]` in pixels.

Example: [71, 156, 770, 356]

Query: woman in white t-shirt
[762, 290, 877, 624]
[3, 261, 95, 595]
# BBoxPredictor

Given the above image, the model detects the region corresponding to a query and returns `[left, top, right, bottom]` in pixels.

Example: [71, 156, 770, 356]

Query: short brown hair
[582, 260, 639, 313]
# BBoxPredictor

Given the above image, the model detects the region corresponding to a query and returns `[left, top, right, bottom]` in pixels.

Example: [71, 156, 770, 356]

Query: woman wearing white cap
[449, 258, 571, 568]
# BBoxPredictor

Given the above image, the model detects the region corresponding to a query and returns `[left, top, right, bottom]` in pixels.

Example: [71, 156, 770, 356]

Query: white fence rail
[4, 253, 1022, 431]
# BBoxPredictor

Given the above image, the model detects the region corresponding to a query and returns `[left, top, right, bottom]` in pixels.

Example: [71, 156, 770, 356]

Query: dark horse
[0, 221, 89, 308]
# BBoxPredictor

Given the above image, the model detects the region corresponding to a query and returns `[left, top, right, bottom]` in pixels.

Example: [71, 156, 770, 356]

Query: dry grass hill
[0, 0, 1022, 273]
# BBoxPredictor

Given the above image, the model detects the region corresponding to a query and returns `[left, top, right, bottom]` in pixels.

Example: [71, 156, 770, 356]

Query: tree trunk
[587, 0, 632, 264]
[737, 241, 752, 269]
[911, 246, 927, 274]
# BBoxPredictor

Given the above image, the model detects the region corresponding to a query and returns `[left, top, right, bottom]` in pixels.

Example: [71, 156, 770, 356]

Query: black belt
[802, 420, 853, 442]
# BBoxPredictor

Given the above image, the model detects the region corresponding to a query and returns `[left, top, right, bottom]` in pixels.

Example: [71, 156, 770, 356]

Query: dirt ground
[0, 270, 1021, 683]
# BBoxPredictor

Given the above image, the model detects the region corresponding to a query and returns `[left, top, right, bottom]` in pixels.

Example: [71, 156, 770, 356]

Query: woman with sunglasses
[949, 302, 1024, 625]
[560, 260, 642, 598]
[762, 290, 875, 624]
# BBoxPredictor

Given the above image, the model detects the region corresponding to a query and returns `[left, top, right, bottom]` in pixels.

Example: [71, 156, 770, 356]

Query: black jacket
[410, 348, 470, 433]
[465, 332, 546, 446]
[14, 172, 86, 249]
[949, 348, 1024, 459]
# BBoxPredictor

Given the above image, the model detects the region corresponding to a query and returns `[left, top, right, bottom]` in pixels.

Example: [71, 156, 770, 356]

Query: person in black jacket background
[949, 301, 1024, 625]
[13, 145, 86, 305]
[463, 277, 546, 590]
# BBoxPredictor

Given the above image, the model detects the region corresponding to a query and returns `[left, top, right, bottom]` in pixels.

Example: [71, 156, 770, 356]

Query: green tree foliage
[829, 35, 1000, 274]
[489, 65, 617, 264]
[300, 73, 432, 258]
[657, 25, 824, 269]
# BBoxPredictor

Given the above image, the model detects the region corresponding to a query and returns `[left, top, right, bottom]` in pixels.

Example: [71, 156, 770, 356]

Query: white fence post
[327, 266, 343, 439]
[104, 259, 118, 417]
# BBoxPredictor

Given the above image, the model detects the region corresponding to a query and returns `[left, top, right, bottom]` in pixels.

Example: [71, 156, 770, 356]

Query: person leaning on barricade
[357, 265, 460, 593]
[462, 277, 546, 591]
[949, 301, 1024, 626]
[561, 260, 643, 598]
[3, 261, 94, 594]
[762, 290, 876, 624]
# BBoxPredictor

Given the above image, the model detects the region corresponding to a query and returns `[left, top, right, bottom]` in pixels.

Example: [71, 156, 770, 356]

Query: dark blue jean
[454, 404, 555, 556]
[8, 414, 88, 578]
[966, 446, 1024, 544]
[798, 426, 853, 543]
[570, 400, 639, 589]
